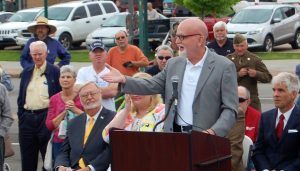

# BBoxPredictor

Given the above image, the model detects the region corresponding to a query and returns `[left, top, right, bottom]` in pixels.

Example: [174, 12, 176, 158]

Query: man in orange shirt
[106, 30, 149, 76]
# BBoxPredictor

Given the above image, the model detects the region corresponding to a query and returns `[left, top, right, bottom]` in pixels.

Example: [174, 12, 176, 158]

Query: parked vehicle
[169, 16, 230, 42]
[163, 0, 193, 17]
[0, 12, 14, 24]
[0, 7, 42, 49]
[86, 12, 169, 50]
[17, 0, 119, 49]
[227, 4, 300, 52]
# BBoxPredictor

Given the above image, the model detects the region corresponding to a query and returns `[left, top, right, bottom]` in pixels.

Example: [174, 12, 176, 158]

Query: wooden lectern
[110, 130, 231, 171]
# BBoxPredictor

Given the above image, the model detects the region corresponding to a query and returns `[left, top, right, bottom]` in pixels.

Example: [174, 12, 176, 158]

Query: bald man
[102, 18, 238, 137]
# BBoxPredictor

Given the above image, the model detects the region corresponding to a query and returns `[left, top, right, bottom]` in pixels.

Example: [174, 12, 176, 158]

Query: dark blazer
[54, 107, 115, 171]
[17, 62, 61, 117]
[252, 107, 300, 171]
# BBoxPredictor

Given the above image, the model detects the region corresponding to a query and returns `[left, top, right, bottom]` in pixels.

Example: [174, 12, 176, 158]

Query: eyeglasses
[80, 90, 99, 99]
[157, 56, 171, 60]
[239, 97, 248, 103]
[175, 34, 203, 41]
[115, 36, 126, 41]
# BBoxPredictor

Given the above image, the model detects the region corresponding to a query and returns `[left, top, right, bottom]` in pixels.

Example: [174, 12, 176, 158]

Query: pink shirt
[46, 92, 83, 143]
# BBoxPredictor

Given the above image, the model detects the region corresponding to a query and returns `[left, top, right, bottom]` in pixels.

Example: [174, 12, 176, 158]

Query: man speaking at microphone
[102, 18, 238, 137]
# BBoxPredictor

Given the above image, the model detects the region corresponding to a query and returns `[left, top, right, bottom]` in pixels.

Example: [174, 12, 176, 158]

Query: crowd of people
[0, 12, 299, 171]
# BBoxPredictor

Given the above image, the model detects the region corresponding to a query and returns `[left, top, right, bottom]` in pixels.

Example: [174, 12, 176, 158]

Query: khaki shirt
[227, 51, 272, 111]
[24, 62, 49, 110]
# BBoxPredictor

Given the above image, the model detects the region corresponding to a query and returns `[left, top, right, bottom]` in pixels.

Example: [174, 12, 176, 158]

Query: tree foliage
[174, 0, 240, 18]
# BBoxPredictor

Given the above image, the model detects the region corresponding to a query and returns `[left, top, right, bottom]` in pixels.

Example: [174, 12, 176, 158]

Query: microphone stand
[153, 96, 175, 132]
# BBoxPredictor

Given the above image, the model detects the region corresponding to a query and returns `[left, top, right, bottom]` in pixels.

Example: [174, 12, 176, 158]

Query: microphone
[171, 75, 179, 100]
[153, 75, 179, 132]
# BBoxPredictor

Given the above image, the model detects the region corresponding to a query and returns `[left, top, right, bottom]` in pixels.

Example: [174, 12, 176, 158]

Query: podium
[110, 130, 231, 171]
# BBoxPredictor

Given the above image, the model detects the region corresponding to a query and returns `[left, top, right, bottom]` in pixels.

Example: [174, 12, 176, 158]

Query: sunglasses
[157, 56, 171, 60]
[115, 36, 126, 41]
[239, 97, 248, 103]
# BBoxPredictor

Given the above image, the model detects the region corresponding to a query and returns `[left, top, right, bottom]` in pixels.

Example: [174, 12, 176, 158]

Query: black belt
[24, 108, 48, 114]
[173, 123, 192, 133]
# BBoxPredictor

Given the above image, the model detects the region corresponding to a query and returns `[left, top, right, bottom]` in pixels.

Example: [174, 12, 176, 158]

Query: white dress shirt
[176, 48, 208, 126]
[276, 105, 294, 128]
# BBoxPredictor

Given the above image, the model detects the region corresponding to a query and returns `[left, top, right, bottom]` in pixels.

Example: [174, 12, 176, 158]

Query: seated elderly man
[252, 72, 300, 171]
[55, 82, 115, 171]
[146, 45, 174, 76]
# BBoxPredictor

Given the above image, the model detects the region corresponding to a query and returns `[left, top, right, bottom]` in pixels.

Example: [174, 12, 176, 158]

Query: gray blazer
[0, 83, 13, 137]
[124, 49, 238, 137]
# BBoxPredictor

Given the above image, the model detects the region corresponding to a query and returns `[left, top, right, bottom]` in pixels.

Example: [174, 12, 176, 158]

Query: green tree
[174, 0, 239, 18]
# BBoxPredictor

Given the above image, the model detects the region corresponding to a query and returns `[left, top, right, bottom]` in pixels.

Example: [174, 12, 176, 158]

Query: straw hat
[27, 16, 57, 34]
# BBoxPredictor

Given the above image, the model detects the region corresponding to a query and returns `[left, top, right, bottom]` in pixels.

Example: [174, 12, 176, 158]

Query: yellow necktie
[79, 117, 95, 168]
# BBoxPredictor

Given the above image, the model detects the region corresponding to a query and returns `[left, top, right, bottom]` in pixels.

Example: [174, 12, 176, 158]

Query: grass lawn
[0, 50, 299, 62]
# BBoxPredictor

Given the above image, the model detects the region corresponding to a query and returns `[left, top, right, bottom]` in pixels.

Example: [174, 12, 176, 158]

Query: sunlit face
[79, 83, 102, 110]
[214, 26, 227, 41]
[156, 49, 173, 70]
[115, 31, 128, 49]
[273, 82, 297, 113]
[129, 94, 152, 109]
[233, 41, 248, 56]
[175, 24, 203, 58]
[59, 72, 75, 89]
[35, 25, 49, 40]
[30, 45, 47, 68]
[89, 48, 107, 65]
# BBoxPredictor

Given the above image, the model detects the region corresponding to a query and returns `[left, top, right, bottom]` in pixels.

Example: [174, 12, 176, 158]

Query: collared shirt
[276, 105, 294, 128]
[85, 106, 102, 171]
[76, 65, 116, 111]
[176, 47, 208, 126]
[24, 62, 49, 110]
[207, 39, 234, 57]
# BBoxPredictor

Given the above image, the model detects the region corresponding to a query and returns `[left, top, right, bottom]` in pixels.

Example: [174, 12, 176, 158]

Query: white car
[0, 12, 14, 24]
[227, 4, 300, 52]
[86, 12, 168, 49]
[0, 7, 42, 49]
[17, 0, 119, 49]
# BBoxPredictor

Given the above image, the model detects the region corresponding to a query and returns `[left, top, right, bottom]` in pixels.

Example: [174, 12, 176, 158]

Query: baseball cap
[89, 41, 107, 52]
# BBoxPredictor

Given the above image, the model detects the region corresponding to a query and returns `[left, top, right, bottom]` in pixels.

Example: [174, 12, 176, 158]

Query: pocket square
[288, 129, 298, 133]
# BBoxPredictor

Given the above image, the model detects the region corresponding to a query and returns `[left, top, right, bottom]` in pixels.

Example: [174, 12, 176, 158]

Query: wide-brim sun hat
[27, 16, 57, 34]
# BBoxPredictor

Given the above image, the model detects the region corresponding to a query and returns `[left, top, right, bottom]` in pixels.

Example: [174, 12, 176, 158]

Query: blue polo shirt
[207, 39, 234, 57]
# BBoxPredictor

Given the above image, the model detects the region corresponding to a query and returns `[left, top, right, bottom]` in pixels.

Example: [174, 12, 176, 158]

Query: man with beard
[55, 82, 115, 171]
[102, 18, 238, 137]
[20, 16, 71, 69]
[207, 21, 234, 56]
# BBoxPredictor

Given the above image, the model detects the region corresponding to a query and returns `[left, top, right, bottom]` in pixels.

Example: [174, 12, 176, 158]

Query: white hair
[29, 40, 48, 52]
[213, 21, 227, 31]
[272, 72, 299, 93]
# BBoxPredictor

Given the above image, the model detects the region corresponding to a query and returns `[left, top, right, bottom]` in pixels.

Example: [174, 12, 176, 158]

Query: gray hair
[272, 72, 299, 93]
[60, 65, 77, 78]
[29, 40, 48, 52]
[238, 86, 250, 99]
[213, 21, 227, 31]
[155, 45, 174, 56]
[78, 81, 100, 94]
